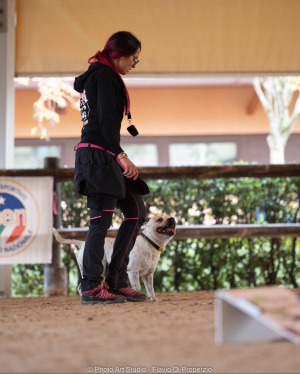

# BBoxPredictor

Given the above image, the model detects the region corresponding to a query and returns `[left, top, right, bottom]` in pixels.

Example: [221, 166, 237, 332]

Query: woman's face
[116, 48, 141, 75]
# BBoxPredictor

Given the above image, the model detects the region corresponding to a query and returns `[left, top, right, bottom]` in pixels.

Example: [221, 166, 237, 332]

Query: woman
[74, 31, 149, 305]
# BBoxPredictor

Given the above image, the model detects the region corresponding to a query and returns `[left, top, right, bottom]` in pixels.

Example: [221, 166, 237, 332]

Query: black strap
[87, 143, 93, 165]
[141, 232, 162, 252]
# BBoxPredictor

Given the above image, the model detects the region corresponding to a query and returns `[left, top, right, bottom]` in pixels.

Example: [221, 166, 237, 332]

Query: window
[121, 144, 158, 166]
[169, 143, 237, 166]
[14, 146, 62, 169]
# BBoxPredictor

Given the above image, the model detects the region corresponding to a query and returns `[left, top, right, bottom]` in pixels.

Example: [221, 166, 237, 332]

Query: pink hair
[88, 50, 131, 115]
[88, 32, 141, 116]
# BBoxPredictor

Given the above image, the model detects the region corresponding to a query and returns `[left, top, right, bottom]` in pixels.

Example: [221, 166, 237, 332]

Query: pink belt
[75, 143, 125, 170]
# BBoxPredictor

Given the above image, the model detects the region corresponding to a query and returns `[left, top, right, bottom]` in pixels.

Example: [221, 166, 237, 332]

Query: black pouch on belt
[134, 177, 150, 195]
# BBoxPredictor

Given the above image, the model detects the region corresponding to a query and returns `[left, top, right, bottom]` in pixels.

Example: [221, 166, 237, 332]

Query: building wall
[14, 134, 300, 168]
[15, 86, 300, 139]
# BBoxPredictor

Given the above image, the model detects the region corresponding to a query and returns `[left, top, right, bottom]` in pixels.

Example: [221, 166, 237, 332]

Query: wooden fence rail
[1, 164, 300, 181]
[57, 224, 300, 241]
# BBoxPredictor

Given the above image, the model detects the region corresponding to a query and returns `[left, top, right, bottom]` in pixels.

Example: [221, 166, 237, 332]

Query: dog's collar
[141, 233, 163, 252]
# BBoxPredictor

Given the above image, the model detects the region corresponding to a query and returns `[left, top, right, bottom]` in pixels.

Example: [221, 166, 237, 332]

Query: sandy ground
[1, 290, 300, 374]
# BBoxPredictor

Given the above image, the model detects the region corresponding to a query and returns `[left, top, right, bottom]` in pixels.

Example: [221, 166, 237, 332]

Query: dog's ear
[144, 217, 150, 225]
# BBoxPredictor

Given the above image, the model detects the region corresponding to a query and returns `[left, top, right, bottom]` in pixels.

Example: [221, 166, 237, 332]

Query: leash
[141, 232, 163, 252]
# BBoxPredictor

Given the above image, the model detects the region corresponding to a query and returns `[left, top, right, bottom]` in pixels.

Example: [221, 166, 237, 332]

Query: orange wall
[15, 86, 300, 139]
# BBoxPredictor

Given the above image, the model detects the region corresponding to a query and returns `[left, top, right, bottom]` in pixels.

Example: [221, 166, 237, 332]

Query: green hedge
[12, 174, 300, 295]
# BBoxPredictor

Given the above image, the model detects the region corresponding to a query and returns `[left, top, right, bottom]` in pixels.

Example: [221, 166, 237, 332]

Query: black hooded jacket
[74, 62, 127, 155]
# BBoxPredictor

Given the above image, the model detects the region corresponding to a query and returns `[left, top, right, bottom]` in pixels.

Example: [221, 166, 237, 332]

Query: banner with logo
[0, 177, 54, 264]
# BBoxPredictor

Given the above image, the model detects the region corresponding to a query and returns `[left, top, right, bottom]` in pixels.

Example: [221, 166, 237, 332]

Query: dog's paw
[150, 298, 159, 302]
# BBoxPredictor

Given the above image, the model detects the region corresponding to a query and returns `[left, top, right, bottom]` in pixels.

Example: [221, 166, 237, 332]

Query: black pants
[81, 178, 146, 291]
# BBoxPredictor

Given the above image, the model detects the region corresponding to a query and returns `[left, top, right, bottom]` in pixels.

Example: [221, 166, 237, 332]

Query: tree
[253, 77, 300, 164]
[15, 78, 80, 141]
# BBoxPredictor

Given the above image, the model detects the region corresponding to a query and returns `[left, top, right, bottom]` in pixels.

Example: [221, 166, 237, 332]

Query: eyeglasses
[132, 56, 139, 67]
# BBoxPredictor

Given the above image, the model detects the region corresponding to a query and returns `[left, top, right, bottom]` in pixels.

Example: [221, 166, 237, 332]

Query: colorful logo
[0, 179, 40, 257]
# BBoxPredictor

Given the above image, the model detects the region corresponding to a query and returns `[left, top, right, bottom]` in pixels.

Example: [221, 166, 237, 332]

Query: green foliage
[12, 170, 300, 295]
[12, 264, 44, 296]
[146, 177, 300, 291]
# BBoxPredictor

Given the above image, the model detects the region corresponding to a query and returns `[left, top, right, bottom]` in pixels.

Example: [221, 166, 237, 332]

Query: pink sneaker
[111, 287, 147, 302]
[81, 281, 126, 305]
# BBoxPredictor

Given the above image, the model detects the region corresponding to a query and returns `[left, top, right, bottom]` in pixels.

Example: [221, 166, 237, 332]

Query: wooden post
[43, 157, 67, 296]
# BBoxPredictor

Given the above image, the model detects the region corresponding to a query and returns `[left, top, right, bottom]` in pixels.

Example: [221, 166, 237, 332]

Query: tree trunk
[253, 77, 300, 165]
[267, 134, 285, 164]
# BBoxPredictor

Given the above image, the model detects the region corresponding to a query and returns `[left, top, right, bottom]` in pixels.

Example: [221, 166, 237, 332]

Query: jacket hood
[74, 62, 111, 93]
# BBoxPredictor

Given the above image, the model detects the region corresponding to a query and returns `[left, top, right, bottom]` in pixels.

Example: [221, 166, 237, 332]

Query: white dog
[53, 216, 176, 301]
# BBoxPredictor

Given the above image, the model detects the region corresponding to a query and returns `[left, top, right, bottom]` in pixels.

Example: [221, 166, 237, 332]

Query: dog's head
[143, 215, 176, 248]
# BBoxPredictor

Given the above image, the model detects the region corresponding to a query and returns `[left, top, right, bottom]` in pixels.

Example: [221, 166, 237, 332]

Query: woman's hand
[119, 157, 139, 181]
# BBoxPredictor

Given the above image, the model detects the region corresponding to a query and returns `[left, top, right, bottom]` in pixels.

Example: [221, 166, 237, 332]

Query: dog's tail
[53, 228, 85, 247]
